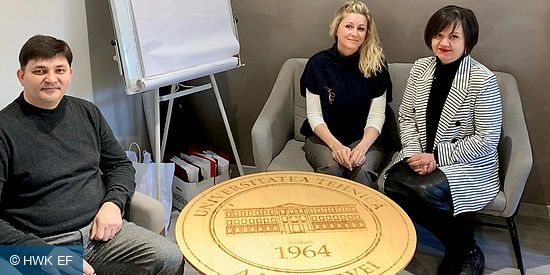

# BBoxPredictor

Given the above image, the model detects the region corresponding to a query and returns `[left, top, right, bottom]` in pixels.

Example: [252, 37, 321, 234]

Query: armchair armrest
[252, 59, 299, 171]
[124, 191, 165, 235]
[493, 72, 533, 217]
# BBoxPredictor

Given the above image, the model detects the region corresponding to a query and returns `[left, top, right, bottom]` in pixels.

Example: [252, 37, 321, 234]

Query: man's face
[17, 55, 72, 109]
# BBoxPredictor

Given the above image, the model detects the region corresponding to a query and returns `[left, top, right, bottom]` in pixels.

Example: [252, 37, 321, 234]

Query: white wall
[0, 0, 93, 109]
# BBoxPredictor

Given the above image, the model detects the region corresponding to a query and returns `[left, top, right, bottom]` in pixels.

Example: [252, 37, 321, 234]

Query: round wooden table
[176, 171, 416, 274]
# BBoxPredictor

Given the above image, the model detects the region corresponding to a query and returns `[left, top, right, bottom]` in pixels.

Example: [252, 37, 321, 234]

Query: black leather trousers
[385, 161, 476, 256]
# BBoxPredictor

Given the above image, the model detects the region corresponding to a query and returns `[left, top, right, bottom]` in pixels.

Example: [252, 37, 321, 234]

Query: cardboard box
[172, 169, 230, 210]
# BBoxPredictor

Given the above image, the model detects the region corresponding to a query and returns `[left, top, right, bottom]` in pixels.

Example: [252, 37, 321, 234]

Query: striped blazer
[388, 55, 502, 215]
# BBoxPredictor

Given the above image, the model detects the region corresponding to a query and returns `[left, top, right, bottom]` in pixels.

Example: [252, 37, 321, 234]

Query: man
[0, 35, 183, 274]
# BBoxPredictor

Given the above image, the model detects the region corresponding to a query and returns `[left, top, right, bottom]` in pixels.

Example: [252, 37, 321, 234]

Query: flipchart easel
[109, 0, 243, 200]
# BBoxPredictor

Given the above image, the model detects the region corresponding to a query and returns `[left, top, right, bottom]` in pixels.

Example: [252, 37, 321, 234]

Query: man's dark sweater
[0, 94, 135, 245]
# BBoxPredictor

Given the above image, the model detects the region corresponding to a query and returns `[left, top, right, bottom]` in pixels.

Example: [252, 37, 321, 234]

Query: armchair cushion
[268, 140, 313, 171]
[481, 191, 506, 212]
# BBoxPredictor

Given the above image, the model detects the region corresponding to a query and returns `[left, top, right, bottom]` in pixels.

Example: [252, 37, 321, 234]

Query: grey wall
[210, 0, 549, 204]
[368, 1, 550, 204]
[84, 0, 549, 205]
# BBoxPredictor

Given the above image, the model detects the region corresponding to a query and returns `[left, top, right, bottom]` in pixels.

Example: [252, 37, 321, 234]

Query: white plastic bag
[126, 143, 175, 234]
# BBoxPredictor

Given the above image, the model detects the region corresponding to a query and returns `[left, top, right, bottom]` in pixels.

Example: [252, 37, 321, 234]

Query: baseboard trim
[518, 202, 550, 220]
[241, 165, 257, 175]
[229, 164, 258, 176]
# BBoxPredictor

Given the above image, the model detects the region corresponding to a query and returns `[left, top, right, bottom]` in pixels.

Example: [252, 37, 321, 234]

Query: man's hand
[41, 247, 95, 275]
[82, 259, 94, 275]
[90, 202, 122, 241]
[407, 153, 437, 176]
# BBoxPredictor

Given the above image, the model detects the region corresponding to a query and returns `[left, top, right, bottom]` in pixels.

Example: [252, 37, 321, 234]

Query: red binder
[192, 152, 217, 177]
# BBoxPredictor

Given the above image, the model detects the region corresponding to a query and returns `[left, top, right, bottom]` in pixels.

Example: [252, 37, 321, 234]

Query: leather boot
[437, 253, 453, 275]
[437, 251, 461, 275]
[458, 244, 485, 275]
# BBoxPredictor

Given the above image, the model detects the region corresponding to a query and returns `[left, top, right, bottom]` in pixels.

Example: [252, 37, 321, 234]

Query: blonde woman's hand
[330, 142, 353, 170]
[349, 143, 368, 168]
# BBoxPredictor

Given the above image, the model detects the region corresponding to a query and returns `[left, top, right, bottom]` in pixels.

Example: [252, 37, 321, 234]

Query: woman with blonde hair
[300, 0, 392, 188]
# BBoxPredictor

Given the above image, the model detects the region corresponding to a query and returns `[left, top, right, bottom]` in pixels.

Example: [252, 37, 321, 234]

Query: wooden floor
[404, 211, 550, 275]
[170, 205, 550, 275]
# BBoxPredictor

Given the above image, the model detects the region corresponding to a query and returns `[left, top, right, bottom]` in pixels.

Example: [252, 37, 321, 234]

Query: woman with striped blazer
[384, 5, 502, 275]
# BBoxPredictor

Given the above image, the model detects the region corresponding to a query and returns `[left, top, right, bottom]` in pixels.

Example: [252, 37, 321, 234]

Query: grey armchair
[251, 58, 311, 172]
[474, 72, 532, 275]
[252, 58, 532, 274]
[251, 58, 412, 173]
[125, 191, 166, 235]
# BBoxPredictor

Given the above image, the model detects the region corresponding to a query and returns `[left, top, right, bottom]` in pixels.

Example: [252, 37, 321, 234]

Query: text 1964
[275, 245, 332, 259]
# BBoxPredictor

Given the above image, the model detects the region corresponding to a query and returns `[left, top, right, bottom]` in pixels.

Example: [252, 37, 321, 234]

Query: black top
[0, 94, 135, 245]
[300, 44, 392, 145]
[425, 55, 465, 153]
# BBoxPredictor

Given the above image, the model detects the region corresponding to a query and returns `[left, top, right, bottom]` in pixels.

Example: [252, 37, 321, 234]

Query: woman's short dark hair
[424, 5, 479, 54]
[19, 35, 73, 69]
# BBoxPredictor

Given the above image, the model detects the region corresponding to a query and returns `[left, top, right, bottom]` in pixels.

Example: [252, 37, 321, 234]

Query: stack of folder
[171, 150, 230, 210]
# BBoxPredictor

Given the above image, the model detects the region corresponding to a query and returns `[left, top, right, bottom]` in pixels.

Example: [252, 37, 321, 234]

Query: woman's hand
[330, 142, 353, 170]
[407, 153, 437, 175]
[349, 142, 368, 168]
